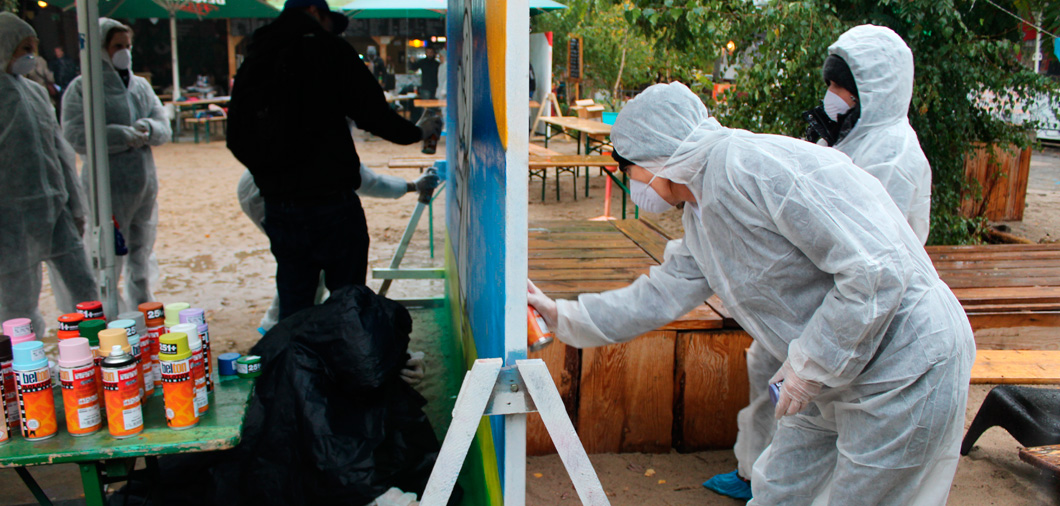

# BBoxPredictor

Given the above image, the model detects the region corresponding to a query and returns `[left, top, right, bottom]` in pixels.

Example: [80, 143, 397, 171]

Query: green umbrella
[340, 0, 445, 19]
[51, 0, 278, 101]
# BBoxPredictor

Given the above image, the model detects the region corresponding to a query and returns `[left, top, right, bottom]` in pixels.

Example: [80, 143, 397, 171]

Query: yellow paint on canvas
[485, 0, 507, 149]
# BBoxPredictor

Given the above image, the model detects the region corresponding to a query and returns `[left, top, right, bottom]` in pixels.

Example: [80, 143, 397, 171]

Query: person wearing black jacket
[227, 0, 441, 320]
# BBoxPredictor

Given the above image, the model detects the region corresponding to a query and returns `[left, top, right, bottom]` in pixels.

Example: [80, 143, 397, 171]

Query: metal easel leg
[378, 180, 445, 296]
[419, 358, 610, 506]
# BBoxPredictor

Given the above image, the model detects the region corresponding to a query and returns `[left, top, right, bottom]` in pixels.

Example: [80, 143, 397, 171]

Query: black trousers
[264, 191, 369, 320]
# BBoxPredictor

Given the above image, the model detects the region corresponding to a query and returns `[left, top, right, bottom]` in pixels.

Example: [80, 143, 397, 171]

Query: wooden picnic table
[539, 116, 612, 156]
[0, 375, 255, 506]
[413, 99, 540, 109]
[527, 219, 1060, 456]
[166, 96, 231, 141]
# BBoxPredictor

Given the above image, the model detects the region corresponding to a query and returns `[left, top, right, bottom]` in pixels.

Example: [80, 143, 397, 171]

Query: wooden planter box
[961, 143, 1032, 221]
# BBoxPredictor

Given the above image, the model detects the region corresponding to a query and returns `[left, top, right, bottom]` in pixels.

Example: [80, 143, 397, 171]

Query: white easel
[420, 358, 610, 506]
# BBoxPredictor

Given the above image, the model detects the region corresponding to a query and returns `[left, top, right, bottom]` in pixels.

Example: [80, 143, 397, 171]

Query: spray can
[76, 300, 106, 321]
[138, 302, 165, 390]
[3, 318, 33, 340]
[235, 355, 262, 379]
[158, 332, 199, 430]
[163, 302, 190, 334]
[107, 321, 150, 398]
[57, 338, 103, 436]
[57, 313, 84, 341]
[79, 319, 107, 419]
[117, 312, 153, 398]
[171, 323, 208, 416]
[179, 309, 212, 392]
[1, 335, 17, 434]
[101, 345, 144, 438]
[769, 381, 783, 406]
[527, 306, 555, 352]
[0, 337, 8, 444]
[12, 341, 57, 440]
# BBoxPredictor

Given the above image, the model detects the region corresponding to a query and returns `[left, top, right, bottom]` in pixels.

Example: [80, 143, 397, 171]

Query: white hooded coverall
[735, 24, 936, 482]
[61, 18, 171, 312]
[555, 82, 973, 505]
[0, 12, 98, 334]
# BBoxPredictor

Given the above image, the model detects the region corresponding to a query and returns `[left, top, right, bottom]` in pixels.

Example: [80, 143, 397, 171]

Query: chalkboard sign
[568, 36, 583, 81]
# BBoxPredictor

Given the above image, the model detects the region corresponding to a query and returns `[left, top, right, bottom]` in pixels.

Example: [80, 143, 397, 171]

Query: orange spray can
[527, 306, 555, 352]
[57, 313, 84, 341]
[139, 302, 165, 390]
[57, 338, 103, 436]
[79, 319, 108, 419]
[11, 341, 57, 440]
[158, 333, 199, 430]
[101, 345, 144, 438]
[171, 323, 208, 416]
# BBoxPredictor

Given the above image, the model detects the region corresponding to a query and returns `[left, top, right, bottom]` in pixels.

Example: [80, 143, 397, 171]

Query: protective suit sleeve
[56, 129, 87, 223]
[135, 84, 171, 146]
[555, 238, 713, 348]
[758, 166, 909, 388]
[861, 158, 930, 245]
[60, 79, 89, 154]
[356, 164, 408, 199]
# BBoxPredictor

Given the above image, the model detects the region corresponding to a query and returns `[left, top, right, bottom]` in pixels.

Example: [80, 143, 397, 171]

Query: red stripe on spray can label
[0, 372, 8, 444]
[147, 326, 163, 389]
[60, 363, 102, 436]
[15, 368, 57, 440]
[190, 349, 208, 416]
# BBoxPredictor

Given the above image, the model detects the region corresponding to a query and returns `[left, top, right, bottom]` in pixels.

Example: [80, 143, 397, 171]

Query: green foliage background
[624, 0, 1058, 244]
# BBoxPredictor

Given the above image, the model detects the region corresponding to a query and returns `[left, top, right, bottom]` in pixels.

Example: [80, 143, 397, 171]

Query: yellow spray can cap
[158, 332, 192, 361]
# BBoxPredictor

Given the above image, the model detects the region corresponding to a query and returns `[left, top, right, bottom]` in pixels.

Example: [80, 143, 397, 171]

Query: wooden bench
[1019, 445, 1060, 479]
[970, 350, 1060, 384]
[388, 157, 443, 173]
[183, 116, 226, 143]
[527, 144, 575, 201]
[529, 153, 614, 202]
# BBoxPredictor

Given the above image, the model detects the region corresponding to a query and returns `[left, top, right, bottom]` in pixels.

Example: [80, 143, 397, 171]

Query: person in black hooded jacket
[227, 0, 442, 320]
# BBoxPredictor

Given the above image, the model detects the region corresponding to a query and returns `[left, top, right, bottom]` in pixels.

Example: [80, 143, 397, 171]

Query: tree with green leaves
[625, 0, 1059, 244]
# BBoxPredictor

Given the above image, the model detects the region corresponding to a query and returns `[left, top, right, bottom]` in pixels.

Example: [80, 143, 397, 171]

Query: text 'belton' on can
[57, 338, 102, 436]
[1, 335, 19, 435]
[101, 345, 144, 438]
[171, 323, 208, 416]
[12, 341, 57, 440]
[527, 306, 554, 352]
[158, 333, 199, 430]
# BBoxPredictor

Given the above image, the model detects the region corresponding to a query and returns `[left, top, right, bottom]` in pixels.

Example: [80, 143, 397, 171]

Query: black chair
[961, 385, 1060, 455]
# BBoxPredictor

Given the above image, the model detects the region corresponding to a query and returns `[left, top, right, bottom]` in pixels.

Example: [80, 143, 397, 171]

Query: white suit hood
[829, 25, 932, 243]
[0, 12, 35, 70]
[610, 82, 734, 187]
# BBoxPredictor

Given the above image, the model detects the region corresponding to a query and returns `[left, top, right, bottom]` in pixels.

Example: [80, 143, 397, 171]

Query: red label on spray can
[101, 361, 144, 438]
[15, 367, 57, 440]
[60, 363, 103, 436]
[0, 373, 8, 444]
[200, 327, 213, 392]
[146, 326, 163, 389]
[190, 349, 208, 416]
[1, 359, 16, 434]
[160, 358, 199, 429]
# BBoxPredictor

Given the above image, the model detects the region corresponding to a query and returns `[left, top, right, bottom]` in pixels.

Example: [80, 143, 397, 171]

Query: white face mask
[823, 89, 852, 121]
[9, 54, 35, 76]
[110, 48, 132, 70]
[630, 176, 674, 214]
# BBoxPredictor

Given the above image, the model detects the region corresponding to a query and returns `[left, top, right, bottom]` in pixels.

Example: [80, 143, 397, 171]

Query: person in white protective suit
[707, 24, 937, 501]
[61, 18, 171, 312]
[0, 12, 99, 335]
[527, 82, 974, 506]
[237, 165, 435, 384]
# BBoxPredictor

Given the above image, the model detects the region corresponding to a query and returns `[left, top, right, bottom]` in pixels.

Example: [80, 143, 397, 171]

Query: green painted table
[0, 374, 255, 506]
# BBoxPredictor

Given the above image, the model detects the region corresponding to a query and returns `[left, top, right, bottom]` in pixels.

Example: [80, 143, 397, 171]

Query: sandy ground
[4, 136, 1060, 504]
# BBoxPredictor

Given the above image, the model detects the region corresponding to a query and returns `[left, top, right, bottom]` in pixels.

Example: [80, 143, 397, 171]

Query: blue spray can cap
[12, 341, 48, 371]
[768, 381, 783, 406]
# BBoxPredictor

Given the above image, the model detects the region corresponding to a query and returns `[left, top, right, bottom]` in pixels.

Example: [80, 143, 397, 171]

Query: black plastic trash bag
[125, 285, 452, 506]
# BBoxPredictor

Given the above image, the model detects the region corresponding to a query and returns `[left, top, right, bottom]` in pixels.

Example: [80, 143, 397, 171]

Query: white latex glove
[527, 279, 557, 329]
[401, 351, 425, 386]
[123, 126, 149, 148]
[133, 118, 152, 135]
[770, 360, 823, 419]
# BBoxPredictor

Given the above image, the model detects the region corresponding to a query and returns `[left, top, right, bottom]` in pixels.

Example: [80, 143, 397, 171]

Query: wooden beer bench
[527, 220, 1060, 456]
[183, 116, 227, 143]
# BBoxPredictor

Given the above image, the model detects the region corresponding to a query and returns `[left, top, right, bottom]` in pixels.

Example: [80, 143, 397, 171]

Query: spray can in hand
[527, 306, 555, 352]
